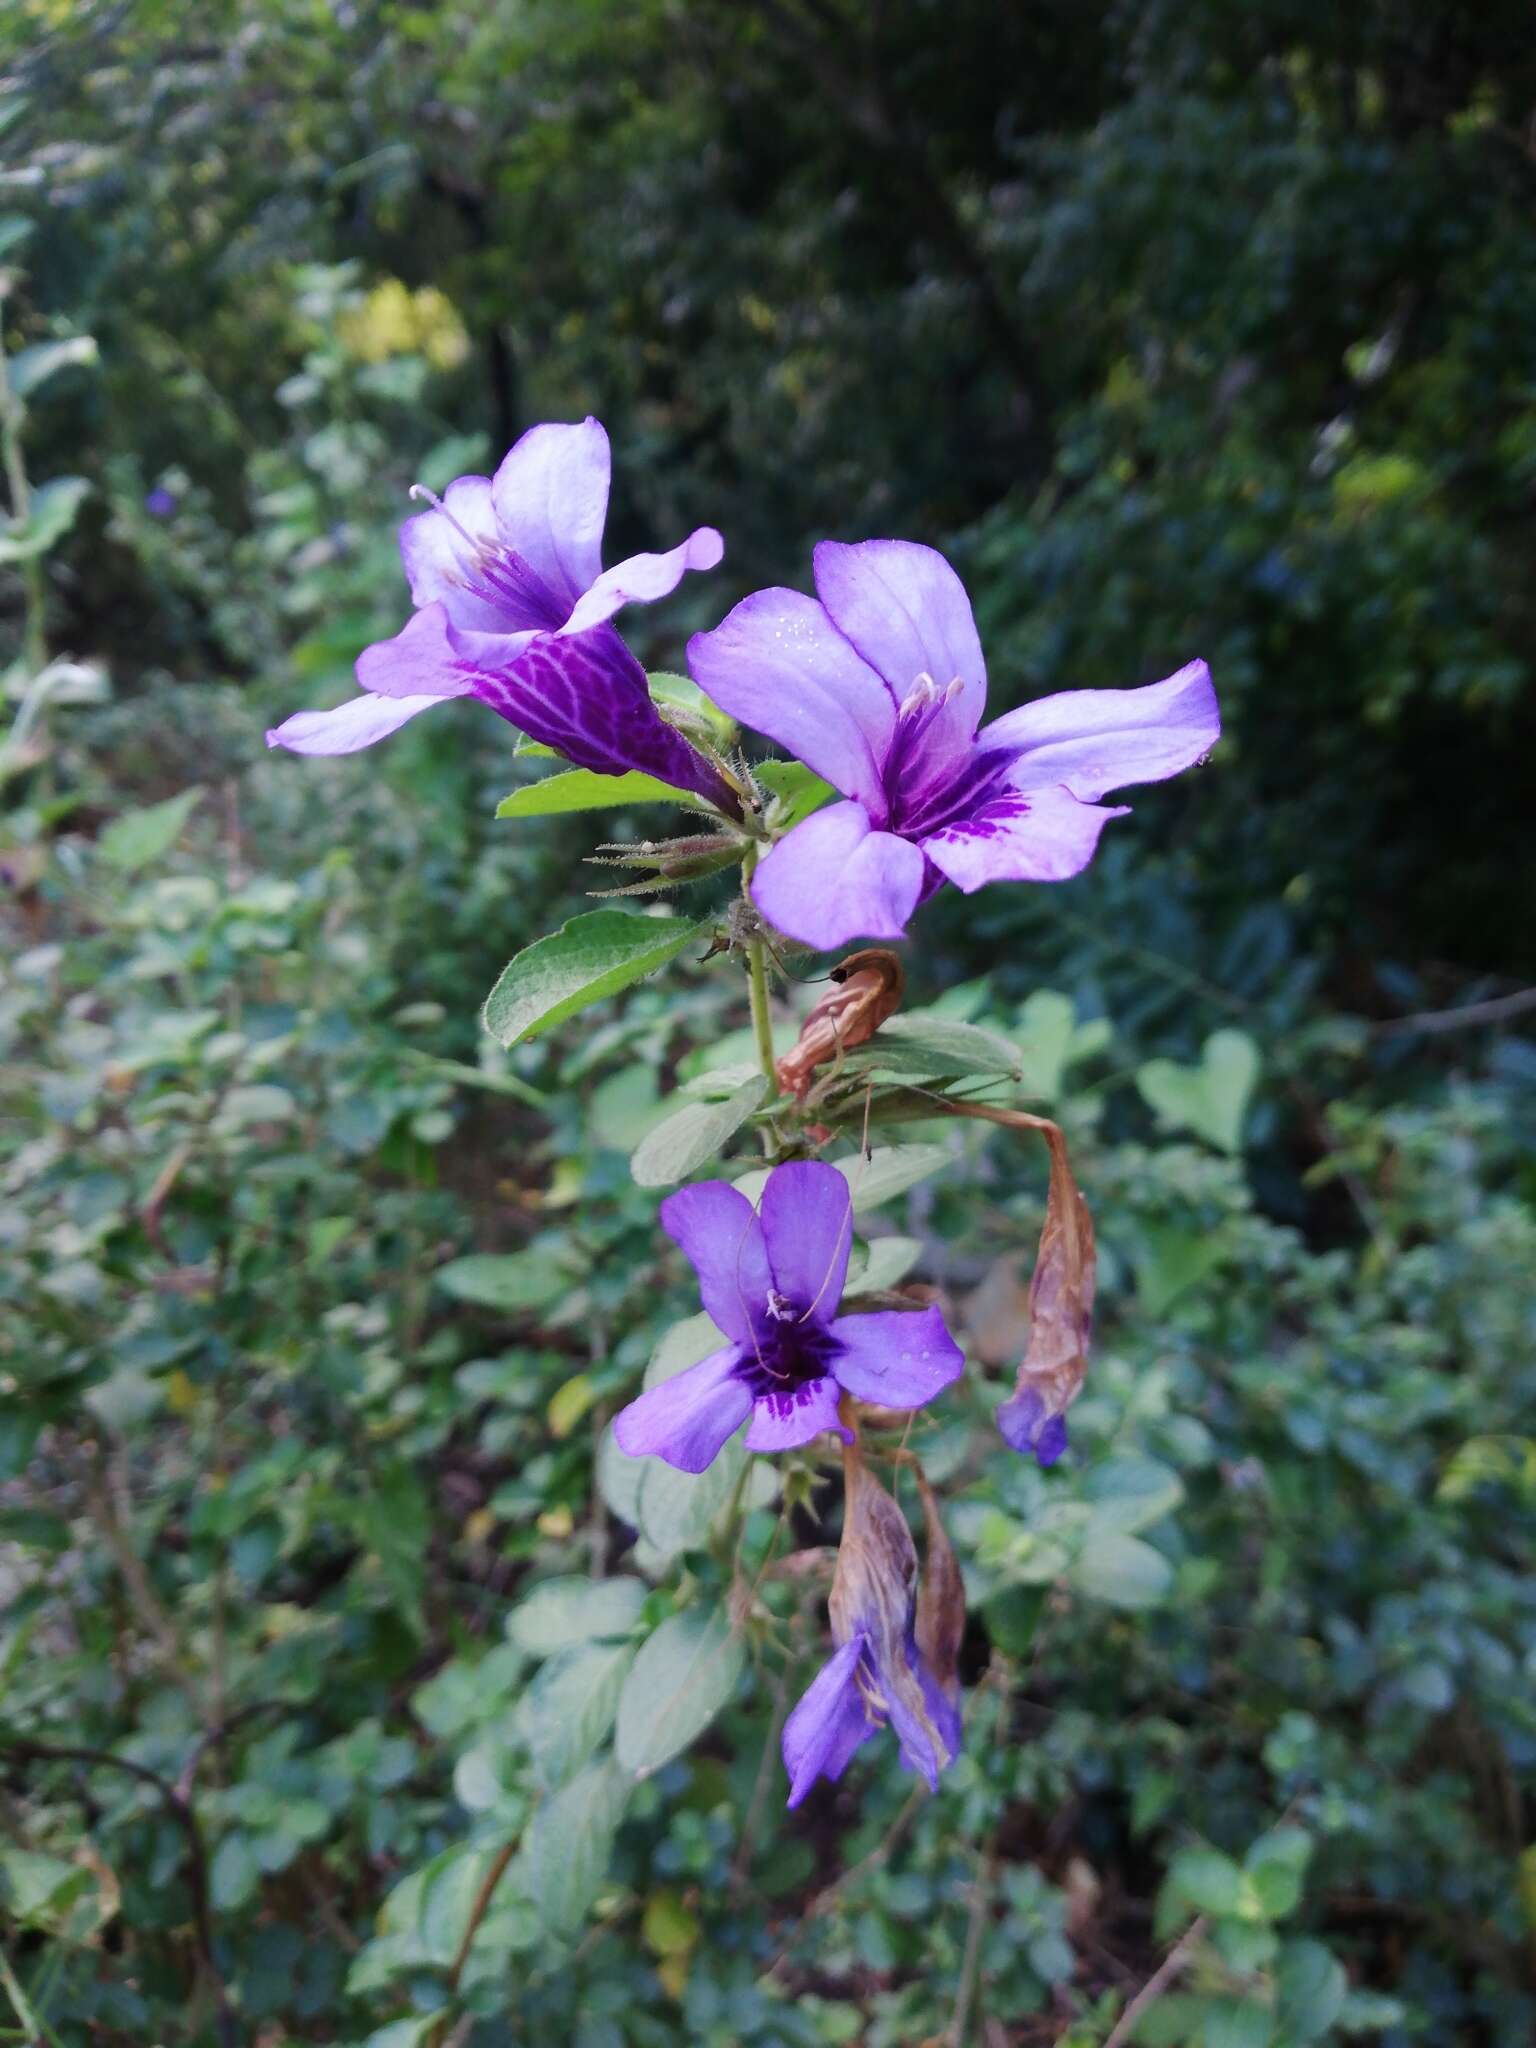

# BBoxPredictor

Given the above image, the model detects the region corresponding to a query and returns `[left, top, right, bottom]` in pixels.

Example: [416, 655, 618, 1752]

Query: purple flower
[782, 1628, 961, 1807]
[996, 1387, 1070, 1467]
[782, 1453, 961, 1806]
[687, 539, 1219, 948]
[612, 1160, 964, 1473]
[144, 487, 177, 518]
[266, 418, 738, 815]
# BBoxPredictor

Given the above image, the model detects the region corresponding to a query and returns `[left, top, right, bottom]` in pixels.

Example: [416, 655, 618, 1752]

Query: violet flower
[612, 1160, 964, 1473]
[782, 1453, 961, 1806]
[266, 418, 738, 816]
[687, 539, 1218, 947]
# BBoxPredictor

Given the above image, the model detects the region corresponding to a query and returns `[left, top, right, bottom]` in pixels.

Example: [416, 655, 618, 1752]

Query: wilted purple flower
[687, 539, 1218, 947]
[266, 418, 738, 815]
[782, 1452, 961, 1806]
[996, 1387, 1070, 1467]
[612, 1160, 964, 1472]
[144, 487, 177, 518]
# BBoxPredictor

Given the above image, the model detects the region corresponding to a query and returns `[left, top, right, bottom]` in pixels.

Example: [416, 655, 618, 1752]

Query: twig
[1376, 985, 1536, 1035]
[947, 1839, 998, 2046]
[424, 1835, 520, 2045]
[85, 1454, 201, 1705]
[1102, 1915, 1209, 2048]
[730, 1659, 794, 1895]
[0, 1739, 241, 2046]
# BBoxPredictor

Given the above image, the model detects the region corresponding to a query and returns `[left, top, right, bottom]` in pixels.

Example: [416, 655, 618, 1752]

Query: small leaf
[482, 910, 708, 1048]
[97, 787, 200, 872]
[1082, 1457, 1184, 1536]
[1276, 1937, 1348, 2042]
[547, 1373, 596, 1439]
[637, 1433, 751, 1558]
[523, 1755, 629, 1936]
[642, 1887, 701, 1957]
[631, 1073, 768, 1187]
[1069, 1532, 1173, 1609]
[0, 475, 91, 563]
[647, 669, 736, 741]
[1133, 1222, 1226, 1317]
[1136, 1029, 1260, 1154]
[755, 757, 835, 829]
[1167, 1845, 1245, 1917]
[435, 1248, 572, 1313]
[9, 335, 98, 400]
[516, 1640, 635, 1789]
[507, 1575, 647, 1656]
[615, 1605, 745, 1775]
[496, 767, 701, 817]
[734, 1143, 948, 1212]
[844, 1236, 923, 1295]
[850, 1012, 1023, 1082]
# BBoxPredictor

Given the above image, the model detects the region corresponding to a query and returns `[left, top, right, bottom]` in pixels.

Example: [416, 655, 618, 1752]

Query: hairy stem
[741, 844, 778, 1089]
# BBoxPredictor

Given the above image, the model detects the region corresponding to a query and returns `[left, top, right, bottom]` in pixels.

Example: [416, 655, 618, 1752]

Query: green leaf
[523, 1755, 629, 1936]
[1136, 1029, 1260, 1153]
[1244, 1827, 1312, 1922]
[9, 334, 98, 400]
[1133, 1222, 1226, 1317]
[615, 1604, 745, 1775]
[0, 1847, 92, 1926]
[1167, 1845, 1244, 1916]
[755, 757, 835, 829]
[434, 1248, 571, 1313]
[849, 1012, 1023, 1082]
[844, 1235, 922, 1295]
[482, 910, 708, 1048]
[516, 1640, 635, 1789]
[0, 216, 35, 261]
[1200, 1998, 1275, 2048]
[648, 669, 736, 741]
[496, 766, 702, 817]
[1082, 1457, 1184, 1536]
[507, 1575, 647, 1656]
[1069, 1532, 1173, 1610]
[1276, 1938, 1347, 2042]
[630, 1073, 769, 1187]
[734, 1143, 948, 1213]
[1016, 989, 1111, 1099]
[0, 475, 91, 563]
[637, 1433, 751, 1557]
[96, 787, 201, 872]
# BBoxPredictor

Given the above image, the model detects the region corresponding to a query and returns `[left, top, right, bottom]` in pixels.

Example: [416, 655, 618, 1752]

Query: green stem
[741, 844, 777, 1088]
[0, 319, 46, 681]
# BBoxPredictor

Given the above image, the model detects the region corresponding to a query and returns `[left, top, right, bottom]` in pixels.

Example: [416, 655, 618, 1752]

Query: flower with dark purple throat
[612, 1160, 964, 1472]
[266, 418, 739, 816]
[781, 1446, 960, 1806]
[687, 539, 1218, 947]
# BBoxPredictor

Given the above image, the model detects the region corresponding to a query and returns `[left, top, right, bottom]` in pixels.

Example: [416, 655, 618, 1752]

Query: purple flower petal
[996, 1387, 1070, 1466]
[980, 659, 1219, 802]
[900, 1647, 963, 1779]
[758, 1160, 854, 1320]
[399, 476, 508, 632]
[688, 589, 896, 814]
[659, 1182, 771, 1347]
[355, 602, 487, 700]
[264, 691, 447, 755]
[813, 539, 987, 733]
[782, 1635, 877, 1807]
[489, 418, 610, 609]
[922, 785, 1129, 892]
[744, 1373, 851, 1453]
[562, 527, 724, 636]
[476, 626, 740, 814]
[751, 800, 926, 948]
[828, 1306, 965, 1409]
[612, 1344, 753, 1473]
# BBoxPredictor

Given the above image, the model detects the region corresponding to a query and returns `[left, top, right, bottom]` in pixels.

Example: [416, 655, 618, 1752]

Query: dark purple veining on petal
[921, 786, 1034, 851]
[734, 1314, 842, 1410]
[471, 626, 740, 815]
[878, 680, 1017, 839]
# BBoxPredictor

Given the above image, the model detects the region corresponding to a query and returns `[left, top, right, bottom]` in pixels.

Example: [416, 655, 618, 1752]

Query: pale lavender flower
[687, 539, 1218, 947]
[266, 418, 737, 814]
[612, 1160, 964, 1473]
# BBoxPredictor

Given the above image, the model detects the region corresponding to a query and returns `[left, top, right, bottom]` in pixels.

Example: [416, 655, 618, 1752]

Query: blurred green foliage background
[1, 3, 1533, 2044]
